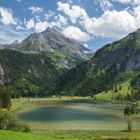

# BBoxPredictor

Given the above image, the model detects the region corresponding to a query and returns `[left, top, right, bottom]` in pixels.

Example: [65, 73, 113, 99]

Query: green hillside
[0, 49, 64, 97]
[57, 29, 140, 100]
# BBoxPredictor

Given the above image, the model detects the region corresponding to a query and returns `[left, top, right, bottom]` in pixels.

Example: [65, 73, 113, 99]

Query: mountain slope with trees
[57, 29, 140, 99]
[0, 28, 92, 97]
[0, 49, 64, 97]
[1, 28, 91, 69]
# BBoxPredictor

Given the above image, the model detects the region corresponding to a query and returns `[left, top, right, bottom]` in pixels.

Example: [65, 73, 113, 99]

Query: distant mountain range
[1, 28, 140, 99]
[0, 28, 92, 97]
[0, 28, 92, 69]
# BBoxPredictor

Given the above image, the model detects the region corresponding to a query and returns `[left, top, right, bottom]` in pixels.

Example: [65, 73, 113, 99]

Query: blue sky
[0, 0, 140, 51]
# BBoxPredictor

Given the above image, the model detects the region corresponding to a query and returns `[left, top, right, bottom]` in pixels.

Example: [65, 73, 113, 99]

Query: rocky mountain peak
[12, 40, 20, 45]
[0, 28, 92, 69]
[20, 28, 92, 61]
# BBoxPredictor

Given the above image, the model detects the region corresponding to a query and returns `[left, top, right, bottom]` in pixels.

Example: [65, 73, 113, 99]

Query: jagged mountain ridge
[21, 28, 91, 66]
[0, 28, 92, 96]
[0, 28, 92, 69]
[22, 28, 90, 53]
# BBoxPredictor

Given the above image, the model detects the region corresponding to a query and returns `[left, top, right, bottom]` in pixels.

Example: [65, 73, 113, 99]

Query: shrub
[124, 106, 131, 115]
[0, 111, 16, 129]
[0, 111, 30, 132]
[127, 119, 132, 132]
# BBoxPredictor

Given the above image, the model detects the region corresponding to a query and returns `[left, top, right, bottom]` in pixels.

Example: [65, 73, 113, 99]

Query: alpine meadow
[0, 0, 140, 140]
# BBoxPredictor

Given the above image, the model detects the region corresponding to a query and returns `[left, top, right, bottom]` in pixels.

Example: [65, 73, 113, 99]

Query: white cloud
[57, 1, 140, 39]
[16, 0, 21, 2]
[84, 43, 89, 48]
[16, 26, 26, 30]
[28, 6, 43, 14]
[134, 5, 140, 15]
[100, 0, 114, 11]
[68, 0, 73, 4]
[133, 0, 140, 5]
[63, 26, 90, 41]
[24, 12, 68, 32]
[57, 2, 140, 39]
[0, 7, 17, 25]
[133, 5, 140, 27]
[114, 0, 131, 4]
[25, 17, 52, 32]
[50, 21, 61, 28]
[35, 21, 52, 32]
[44, 10, 55, 20]
[82, 10, 137, 38]
[114, 0, 140, 5]
[58, 14, 68, 25]
[57, 2, 88, 24]
[0, 25, 30, 44]
[26, 18, 35, 29]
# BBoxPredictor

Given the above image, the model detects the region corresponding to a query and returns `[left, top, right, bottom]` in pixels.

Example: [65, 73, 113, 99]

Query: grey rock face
[20, 28, 92, 69]
[21, 33, 53, 52]
[21, 28, 91, 57]
[127, 52, 140, 70]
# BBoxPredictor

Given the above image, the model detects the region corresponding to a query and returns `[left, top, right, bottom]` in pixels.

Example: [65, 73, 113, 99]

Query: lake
[17, 99, 140, 130]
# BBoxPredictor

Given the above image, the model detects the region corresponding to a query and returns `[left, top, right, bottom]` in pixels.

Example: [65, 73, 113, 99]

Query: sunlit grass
[0, 130, 140, 140]
[96, 80, 131, 101]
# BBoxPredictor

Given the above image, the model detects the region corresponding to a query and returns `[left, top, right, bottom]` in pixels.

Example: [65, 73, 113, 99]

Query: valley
[1, 0, 140, 139]
[0, 27, 140, 140]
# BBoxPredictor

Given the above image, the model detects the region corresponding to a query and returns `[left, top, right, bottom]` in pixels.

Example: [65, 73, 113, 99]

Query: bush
[124, 105, 137, 116]
[0, 111, 16, 129]
[18, 123, 30, 132]
[124, 106, 131, 115]
[127, 119, 132, 132]
[0, 111, 30, 132]
[10, 123, 30, 132]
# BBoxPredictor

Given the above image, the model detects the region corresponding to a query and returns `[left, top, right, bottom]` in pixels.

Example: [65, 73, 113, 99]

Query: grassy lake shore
[0, 97, 139, 140]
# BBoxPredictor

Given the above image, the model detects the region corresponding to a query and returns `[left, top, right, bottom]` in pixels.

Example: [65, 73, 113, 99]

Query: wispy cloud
[28, 6, 43, 14]
[16, 0, 21, 2]
[0, 25, 31, 44]
[0, 7, 17, 25]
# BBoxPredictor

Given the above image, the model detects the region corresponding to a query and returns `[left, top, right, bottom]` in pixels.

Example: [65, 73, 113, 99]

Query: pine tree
[114, 86, 118, 93]
[0, 86, 11, 109]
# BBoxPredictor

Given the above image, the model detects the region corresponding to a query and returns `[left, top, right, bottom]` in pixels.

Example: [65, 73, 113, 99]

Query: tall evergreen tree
[0, 86, 11, 109]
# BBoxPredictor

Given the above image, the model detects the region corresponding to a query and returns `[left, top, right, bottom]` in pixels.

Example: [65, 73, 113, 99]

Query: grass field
[0, 130, 80, 140]
[1, 130, 140, 140]
[96, 81, 131, 101]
